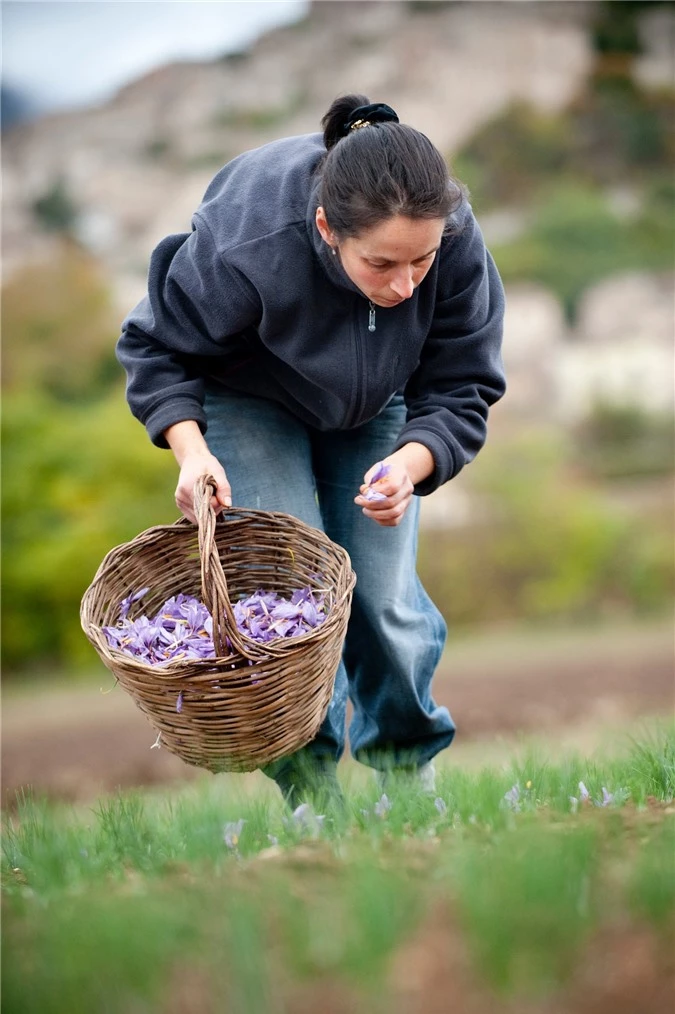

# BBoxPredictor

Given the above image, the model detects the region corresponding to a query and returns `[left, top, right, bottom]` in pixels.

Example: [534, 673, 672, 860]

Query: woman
[117, 93, 506, 808]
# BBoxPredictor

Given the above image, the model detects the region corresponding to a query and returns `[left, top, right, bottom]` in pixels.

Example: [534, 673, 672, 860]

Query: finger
[213, 472, 232, 508]
[177, 503, 197, 524]
[361, 500, 410, 524]
[215, 481, 232, 507]
[354, 485, 409, 508]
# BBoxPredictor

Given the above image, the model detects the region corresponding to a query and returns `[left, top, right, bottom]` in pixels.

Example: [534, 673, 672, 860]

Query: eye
[413, 252, 435, 266]
[368, 261, 390, 270]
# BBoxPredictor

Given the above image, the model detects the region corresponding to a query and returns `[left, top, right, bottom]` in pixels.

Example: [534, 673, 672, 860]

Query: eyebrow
[366, 246, 440, 265]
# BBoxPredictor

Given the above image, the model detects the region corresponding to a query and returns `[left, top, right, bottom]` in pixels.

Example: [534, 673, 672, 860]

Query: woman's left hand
[354, 457, 414, 527]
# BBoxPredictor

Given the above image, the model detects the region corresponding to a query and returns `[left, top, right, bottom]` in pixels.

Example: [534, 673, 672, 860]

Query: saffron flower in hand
[363, 462, 391, 502]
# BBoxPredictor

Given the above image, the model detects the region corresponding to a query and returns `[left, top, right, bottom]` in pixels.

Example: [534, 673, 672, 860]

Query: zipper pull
[368, 301, 376, 332]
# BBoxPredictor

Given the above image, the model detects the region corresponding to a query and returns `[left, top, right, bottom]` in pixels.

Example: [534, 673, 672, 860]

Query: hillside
[4, 0, 602, 306]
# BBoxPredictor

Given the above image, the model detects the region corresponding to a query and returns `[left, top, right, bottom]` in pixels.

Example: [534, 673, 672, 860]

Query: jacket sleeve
[116, 212, 260, 448]
[393, 206, 506, 495]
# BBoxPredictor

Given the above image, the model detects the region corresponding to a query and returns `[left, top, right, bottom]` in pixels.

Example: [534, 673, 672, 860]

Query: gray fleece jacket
[117, 132, 506, 495]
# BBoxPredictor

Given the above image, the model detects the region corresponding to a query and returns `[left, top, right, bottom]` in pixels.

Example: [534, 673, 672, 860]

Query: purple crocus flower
[284, 803, 325, 837]
[434, 797, 448, 816]
[223, 819, 246, 849]
[363, 461, 392, 502]
[503, 784, 521, 811]
[374, 793, 392, 818]
[570, 781, 593, 812]
[369, 462, 391, 484]
[104, 585, 328, 663]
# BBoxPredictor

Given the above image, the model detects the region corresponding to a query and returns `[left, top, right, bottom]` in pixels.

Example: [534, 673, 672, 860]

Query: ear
[315, 206, 337, 247]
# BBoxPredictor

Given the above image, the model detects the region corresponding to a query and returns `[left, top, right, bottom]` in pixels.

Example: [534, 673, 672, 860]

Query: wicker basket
[80, 475, 356, 773]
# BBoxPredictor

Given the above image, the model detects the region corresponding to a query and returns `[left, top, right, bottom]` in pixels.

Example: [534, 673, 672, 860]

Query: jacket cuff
[145, 402, 208, 449]
[392, 429, 457, 496]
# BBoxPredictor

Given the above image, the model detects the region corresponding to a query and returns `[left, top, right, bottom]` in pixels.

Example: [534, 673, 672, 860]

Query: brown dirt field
[2, 619, 673, 809]
[386, 905, 675, 1014]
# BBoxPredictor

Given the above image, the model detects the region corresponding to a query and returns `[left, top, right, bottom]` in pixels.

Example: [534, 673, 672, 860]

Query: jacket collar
[305, 179, 363, 297]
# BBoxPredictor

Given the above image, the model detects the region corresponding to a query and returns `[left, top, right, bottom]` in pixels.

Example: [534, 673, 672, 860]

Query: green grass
[2, 724, 674, 1014]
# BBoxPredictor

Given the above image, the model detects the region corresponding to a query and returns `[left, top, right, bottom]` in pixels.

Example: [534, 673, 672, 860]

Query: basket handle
[194, 474, 267, 661]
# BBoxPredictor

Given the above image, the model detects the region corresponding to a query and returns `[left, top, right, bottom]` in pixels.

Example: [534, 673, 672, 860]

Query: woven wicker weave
[80, 475, 356, 773]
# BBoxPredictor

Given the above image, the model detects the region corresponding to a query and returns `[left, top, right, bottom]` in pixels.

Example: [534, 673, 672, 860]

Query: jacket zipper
[345, 301, 374, 428]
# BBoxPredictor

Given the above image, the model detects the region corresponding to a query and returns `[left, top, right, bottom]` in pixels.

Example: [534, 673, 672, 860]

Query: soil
[2, 619, 673, 809]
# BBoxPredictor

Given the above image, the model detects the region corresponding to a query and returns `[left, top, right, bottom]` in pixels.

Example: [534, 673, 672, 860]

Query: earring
[331, 247, 337, 256]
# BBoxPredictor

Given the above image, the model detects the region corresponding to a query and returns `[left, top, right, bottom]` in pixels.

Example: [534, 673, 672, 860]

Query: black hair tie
[342, 102, 399, 136]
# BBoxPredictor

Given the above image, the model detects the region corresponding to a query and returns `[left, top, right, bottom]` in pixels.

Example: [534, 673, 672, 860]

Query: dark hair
[318, 93, 465, 239]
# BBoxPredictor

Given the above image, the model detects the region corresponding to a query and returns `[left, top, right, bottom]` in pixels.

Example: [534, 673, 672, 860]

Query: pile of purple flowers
[103, 585, 327, 665]
[233, 587, 326, 642]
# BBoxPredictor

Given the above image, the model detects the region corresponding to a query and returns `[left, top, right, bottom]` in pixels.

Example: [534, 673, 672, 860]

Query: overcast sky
[2, 0, 309, 113]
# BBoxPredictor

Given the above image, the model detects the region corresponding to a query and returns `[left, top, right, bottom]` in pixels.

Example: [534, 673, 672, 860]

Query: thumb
[210, 471, 232, 508]
[364, 460, 391, 487]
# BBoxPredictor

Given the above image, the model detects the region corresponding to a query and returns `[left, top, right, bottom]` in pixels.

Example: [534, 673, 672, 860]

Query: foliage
[591, 1, 666, 58]
[453, 73, 674, 317]
[454, 85, 674, 210]
[455, 823, 598, 994]
[574, 402, 675, 480]
[489, 181, 674, 319]
[1, 387, 177, 671]
[418, 433, 674, 631]
[406, 0, 455, 11]
[213, 90, 307, 130]
[2, 727, 674, 1012]
[2, 245, 121, 400]
[31, 178, 79, 234]
[143, 137, 171, 161]
[452, 103, 576, 208]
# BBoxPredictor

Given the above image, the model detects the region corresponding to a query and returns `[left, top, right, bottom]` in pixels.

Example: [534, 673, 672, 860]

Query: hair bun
[343, 103, 399, 134]
[322, 94, 375, 150]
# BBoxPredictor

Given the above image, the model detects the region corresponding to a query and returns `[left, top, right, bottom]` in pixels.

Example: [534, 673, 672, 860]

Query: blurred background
[2, 0, 673, 806]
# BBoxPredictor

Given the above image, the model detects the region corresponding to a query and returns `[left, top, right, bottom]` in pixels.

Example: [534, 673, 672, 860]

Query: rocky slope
[4, 0, 599, 303]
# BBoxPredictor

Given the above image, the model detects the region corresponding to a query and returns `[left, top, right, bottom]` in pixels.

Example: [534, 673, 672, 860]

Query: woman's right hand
[163, 421, 232, 523]
[175, 452, 232, 523]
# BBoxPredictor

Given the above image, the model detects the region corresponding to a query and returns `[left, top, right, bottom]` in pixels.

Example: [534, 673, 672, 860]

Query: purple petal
[369, 462, 391, 484]
[271, 601, 301, 620]
[119, 587, 149, 620]
[374, 793, 392, 818]
[503, 784, 521, 811]
[223, 818, 246, 849]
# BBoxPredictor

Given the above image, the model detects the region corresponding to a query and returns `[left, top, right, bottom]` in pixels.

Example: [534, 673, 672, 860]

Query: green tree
[1, 388, 178, 672]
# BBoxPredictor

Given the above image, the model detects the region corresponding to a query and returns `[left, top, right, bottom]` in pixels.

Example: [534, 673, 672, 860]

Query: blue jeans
[203, 385, 455, 782]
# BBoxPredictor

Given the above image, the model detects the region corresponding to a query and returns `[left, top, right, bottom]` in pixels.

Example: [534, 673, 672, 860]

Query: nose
[389, 268, 415, 300]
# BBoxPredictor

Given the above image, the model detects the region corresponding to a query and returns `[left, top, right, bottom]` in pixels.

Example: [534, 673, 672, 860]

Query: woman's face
[316, 208, 445, 308]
